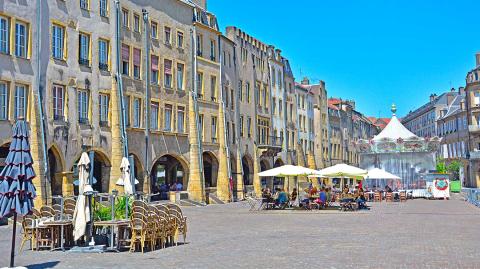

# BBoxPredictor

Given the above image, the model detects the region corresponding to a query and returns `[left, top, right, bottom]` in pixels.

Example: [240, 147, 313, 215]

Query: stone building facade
[327, 98, 378, 167]
[465, 53, 480, 187]
[437, 93, 468, 185]
[0, 0, 377, 205]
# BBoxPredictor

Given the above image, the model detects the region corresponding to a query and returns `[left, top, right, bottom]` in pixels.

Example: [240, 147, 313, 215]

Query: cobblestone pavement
[1, 198, 480, 269]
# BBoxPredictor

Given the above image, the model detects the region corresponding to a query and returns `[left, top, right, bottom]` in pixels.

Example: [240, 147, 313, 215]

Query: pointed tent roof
[373, 105, 419, 141]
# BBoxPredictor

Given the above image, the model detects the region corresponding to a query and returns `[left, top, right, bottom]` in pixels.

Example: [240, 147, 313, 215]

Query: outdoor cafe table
[41, 220, 73, 251]
[93, 220, 130, 251]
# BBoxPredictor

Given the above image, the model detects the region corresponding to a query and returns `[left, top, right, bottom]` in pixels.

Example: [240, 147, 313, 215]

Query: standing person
[176, 181, 183, 191]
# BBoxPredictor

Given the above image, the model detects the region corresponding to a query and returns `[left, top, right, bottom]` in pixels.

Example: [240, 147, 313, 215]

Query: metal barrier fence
[464, 188, 480, 207]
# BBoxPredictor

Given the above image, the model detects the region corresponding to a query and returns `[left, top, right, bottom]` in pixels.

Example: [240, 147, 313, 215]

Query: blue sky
[209, 0, 480, 118]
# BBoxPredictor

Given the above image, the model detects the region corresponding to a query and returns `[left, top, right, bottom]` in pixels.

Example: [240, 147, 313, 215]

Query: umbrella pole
[10, 212, 17, 268]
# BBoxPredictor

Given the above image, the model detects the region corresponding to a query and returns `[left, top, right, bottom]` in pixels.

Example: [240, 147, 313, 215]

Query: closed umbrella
[72, 152, 91, 241]
[116, 157, 133, 195]
[0, 119, 36, 268]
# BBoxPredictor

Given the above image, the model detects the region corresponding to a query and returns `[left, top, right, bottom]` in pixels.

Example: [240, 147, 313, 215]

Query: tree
[447, 160, 461, 181]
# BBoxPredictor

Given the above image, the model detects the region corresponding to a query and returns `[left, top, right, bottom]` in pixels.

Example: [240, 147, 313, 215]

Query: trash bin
[450, 180, 461, 193]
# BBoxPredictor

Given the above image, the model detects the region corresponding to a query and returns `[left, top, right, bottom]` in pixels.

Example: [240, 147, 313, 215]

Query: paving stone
[1, 199, 479, 269]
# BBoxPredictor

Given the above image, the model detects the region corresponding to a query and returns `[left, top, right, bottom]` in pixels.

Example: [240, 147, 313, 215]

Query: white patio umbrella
[73, 152, 91, 241]
[258, 165, 318, 204]
[258, 165, 318, 177]
[366, 168, 400, 180]
[313, 163, 367, 189]
[366, 168, 401, 190]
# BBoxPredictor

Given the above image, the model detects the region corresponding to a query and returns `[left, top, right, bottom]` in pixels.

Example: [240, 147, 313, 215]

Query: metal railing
[257, 136, 283, 148]
[465, 188, 480, 207]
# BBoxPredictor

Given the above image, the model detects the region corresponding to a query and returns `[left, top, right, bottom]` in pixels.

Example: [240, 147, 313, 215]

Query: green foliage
[93, 196, 133, 221]
[447, 160, 461, 181]
[436, 159, 447, 174]
[436, 158, 461, 181]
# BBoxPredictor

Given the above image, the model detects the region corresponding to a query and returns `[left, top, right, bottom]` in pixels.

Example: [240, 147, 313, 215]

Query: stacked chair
[128, 200, 188, 253]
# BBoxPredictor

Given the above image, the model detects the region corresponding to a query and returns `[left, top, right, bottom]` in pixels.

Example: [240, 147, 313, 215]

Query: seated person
[314, 187, 328, 208]
[319, 188, 327, 204]
[310, 186, 318, 196]
[276, 189, 289, 207]
[356, 188, 368, 210]
[290, 188, 298, 202]
[300, 189, 311, 208]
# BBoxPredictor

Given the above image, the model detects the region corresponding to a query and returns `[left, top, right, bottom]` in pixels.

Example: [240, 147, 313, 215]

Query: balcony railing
[99, 62, 109, 71]
[78, 118, 89, 125]
[79, 58, 90, 66]
[469, 125, 480, 133]
[470, 151, 480, 160]
[257, 136, 283, 148]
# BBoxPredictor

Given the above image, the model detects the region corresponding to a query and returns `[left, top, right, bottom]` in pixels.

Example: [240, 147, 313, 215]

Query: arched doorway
[0, 143, 10, 173]
[72, 150, 111, 195]
[242, 155, 253, 186]
[48, 146, 64, 197]
[260, 159, 271, 188]
[273, 158, 284, 190]
[150, 154, 188, 200]
[202, 151, 219, 188]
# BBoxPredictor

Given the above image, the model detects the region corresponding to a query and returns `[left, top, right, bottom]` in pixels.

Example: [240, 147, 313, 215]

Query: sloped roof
[373, 115, 418, 141]
[367, 117, 391, 130]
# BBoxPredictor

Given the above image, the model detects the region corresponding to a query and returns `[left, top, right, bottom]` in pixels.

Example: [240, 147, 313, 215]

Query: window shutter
[133, 48, 141, 66]
[122, 44, 129, 60]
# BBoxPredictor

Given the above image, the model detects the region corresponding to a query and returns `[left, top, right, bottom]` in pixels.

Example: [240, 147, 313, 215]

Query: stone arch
[202, 151, 219, 188]
[48, 144, 65, 196]
[229, 152, 237, 175]
[242, 154, 254, 186]
[128, 153, 145, 193]
[274, 158, 285, 168]
[260, 158, 271, 189]
[150, 153, 189, 200]
[0, 142, 11, 172]
[71, 149, 111, 194]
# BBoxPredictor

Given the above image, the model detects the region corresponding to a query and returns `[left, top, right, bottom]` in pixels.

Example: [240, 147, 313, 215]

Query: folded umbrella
[0, 119, 36, 268]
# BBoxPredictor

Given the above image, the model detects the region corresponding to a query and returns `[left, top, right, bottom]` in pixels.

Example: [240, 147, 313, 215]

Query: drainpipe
[115, 0, 128, 158]
[218, 35, 233, 199]
[191, 24, 204, 186]
[142, 9, 150, 187]
[35, 0, 50, 204]
[232, 44, 244, 198]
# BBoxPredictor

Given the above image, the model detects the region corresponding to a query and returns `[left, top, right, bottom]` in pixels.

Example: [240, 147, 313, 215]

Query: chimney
[459, 86, 465, 95]
[476, 52, 480, 67]
[275, 49, 281, 61]
[460, 99, 466, 111]
[447, 92, 456, 106]
[429, 94, 435, 102]
[301, 77, 310, 85]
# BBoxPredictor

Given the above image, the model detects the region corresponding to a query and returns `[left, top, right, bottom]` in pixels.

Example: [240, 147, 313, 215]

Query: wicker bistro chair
[129, 211, 150, 253]
[399, 191, 407, 202]
[36, 206, 59, 250]
[154, 206, 169, 249]
[154, 204, 175, 247]
[170, 209, 187, 245]
[374, 192, 382, 202]
[385, 192, 393, 202]
[20, 210, 39, 251]
[166, 204, 187, 245]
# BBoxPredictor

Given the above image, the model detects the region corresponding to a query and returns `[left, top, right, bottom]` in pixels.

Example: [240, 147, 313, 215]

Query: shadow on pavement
[27, 261, 60, 269]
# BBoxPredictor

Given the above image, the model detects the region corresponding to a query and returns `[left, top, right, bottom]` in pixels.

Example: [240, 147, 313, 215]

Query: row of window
[0, 82, 28, 120]
[78, 0, 109, 17]
[51, 23, 111, 71]
[0, 15, 29, 58]
[441, 142, 466, 159]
